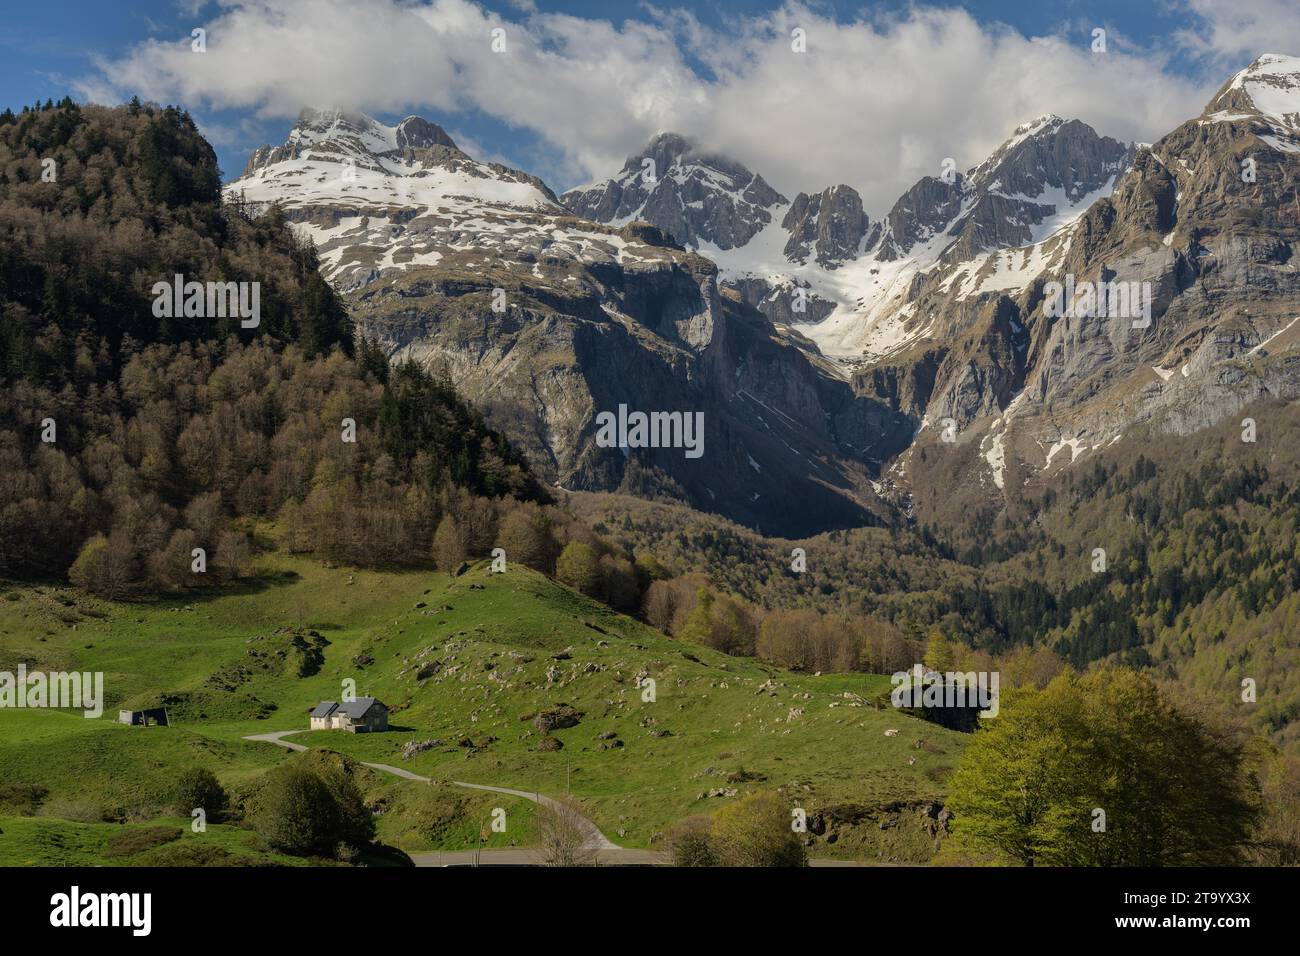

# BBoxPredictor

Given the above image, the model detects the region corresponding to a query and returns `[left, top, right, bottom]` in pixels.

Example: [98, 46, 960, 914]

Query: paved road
[244, 729, 308, 751]
[243, 729, 619, 853]
[408, 847, 667, 867]
[406, 849, 867, 867]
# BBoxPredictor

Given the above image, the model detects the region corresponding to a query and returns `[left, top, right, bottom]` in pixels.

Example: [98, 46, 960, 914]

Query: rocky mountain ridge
[228, 55, 1300, 534]
[229, 111, 910, 536]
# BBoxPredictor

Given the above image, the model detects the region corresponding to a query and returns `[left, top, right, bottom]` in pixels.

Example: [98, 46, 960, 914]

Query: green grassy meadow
[0, 555, 966, 863]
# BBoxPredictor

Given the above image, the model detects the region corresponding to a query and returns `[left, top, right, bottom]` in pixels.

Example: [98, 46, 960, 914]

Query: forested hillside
[572, 404, 1300, 754]
[0, 100, 540, 584]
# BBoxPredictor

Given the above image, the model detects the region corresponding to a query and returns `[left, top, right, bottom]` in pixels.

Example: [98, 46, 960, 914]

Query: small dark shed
[118, 707, 170, 727]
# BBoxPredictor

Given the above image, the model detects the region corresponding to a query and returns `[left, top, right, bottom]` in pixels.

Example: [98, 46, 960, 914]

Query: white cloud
[78, 0, 1270, 214]
[665, 5, 1211, 211]
[1174, 0, 1300, 69]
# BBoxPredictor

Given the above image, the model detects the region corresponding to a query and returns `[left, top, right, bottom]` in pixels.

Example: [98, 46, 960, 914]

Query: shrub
[104, 826, 183, 858]
[664, 814, 718, 866]
[137, 843, 257, 867]
[0, 783, 48, 815]
[174, 766, 227, 821]
[710, 791, 808, 867]
[253, 760, 373, 858]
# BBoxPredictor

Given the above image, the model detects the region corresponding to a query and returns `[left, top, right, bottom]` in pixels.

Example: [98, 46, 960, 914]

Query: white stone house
[309, 697, 389, 733]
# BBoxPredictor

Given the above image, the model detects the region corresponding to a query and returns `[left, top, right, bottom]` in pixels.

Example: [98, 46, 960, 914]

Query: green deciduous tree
[555, 540, 601, 595]
[947, 668, 1257, 866]
[494, 503, 558, 574]
[431, 514, 467, 575]
[678, 587, 715, 646]
[923, 631, 955, 673]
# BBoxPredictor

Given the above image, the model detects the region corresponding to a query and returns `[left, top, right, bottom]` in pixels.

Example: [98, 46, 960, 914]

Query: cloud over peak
[78, 0, 1284, 212]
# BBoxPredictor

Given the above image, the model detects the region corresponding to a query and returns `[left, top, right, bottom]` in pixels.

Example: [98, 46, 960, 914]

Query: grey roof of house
[336, 697, 384, 718]
[310, 701, 338, 718]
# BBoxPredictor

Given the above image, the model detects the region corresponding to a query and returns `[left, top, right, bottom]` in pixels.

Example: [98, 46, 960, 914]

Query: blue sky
[0, 1, 1291, 209]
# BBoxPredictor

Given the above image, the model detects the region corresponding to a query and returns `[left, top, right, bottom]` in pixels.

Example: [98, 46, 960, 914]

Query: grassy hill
[0, 815, 315, 867]
[0, 554, 966, 862]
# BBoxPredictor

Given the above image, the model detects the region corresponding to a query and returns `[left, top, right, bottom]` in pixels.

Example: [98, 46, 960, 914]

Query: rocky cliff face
[229, 111, 901, 536]
[782, 185, 877, 267]
[875, 174, 966, 262]
[560, 133, 787, 251]
[944, 116, 1134, 261]
[884, 54, 1300, 517]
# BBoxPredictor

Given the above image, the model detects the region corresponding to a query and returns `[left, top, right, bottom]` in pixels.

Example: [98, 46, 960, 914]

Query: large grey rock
[781, 185, 874, 267]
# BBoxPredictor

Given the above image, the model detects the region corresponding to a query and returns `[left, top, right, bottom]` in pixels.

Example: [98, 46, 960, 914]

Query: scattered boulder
[416, 661, 441, 681]
[402, 739, 443, 759]
[697, 787, 739, 799]
[537, 736, 563, 752]
[534, 705, 582, 732]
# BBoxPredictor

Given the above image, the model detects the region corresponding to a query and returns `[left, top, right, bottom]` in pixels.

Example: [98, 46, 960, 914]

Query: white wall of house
[310, 704, 388, 732]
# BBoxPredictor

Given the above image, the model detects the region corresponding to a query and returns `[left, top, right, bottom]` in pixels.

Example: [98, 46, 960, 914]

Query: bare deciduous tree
[532, 795, 599, 867]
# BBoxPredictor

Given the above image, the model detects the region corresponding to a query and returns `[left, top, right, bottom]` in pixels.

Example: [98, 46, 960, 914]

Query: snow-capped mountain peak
[1207, 53, 1300, 131]
[226, 108, 573, 290]
[561, 132, 787, 251]
[232, 107, 558, 218]
[244, 108, 459, 174]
